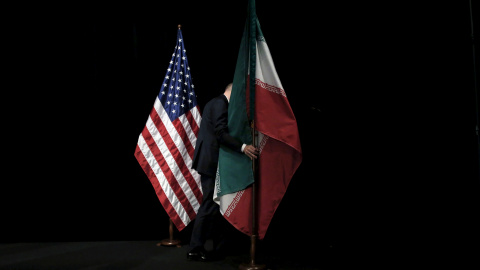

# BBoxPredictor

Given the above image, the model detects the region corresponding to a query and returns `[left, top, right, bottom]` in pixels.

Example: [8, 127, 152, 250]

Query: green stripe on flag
[217, 0, 258, 196]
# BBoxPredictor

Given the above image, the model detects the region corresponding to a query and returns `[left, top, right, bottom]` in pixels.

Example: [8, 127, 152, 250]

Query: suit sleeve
[213, 99, 243, 153]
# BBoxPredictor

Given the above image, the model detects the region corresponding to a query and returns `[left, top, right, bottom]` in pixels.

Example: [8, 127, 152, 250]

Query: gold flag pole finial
[178, 24, 181, 29]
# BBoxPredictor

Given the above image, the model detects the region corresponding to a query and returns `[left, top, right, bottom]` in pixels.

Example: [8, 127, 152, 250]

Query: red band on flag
[134, 145, 186, 231]
[149, 109, 203, 208]
[141, 123, 197, 221]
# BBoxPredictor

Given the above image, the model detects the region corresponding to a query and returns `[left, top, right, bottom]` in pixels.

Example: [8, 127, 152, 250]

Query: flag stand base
[156, 218, 182, 248]
[239, 234, 266, 270]
[156, 239, 181, 247]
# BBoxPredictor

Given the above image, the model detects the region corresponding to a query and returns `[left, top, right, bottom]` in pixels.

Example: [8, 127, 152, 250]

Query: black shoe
[187, 247, 208, 261]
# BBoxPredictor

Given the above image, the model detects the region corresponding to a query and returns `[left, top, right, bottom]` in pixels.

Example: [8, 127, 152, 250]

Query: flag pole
[239, 120, 266, 270]
[156, 24, 184, 249]
[157, 218, 181, 247]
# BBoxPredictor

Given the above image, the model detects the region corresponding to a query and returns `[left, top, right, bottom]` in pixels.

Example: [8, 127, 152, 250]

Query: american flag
[134, 27, 203, 231]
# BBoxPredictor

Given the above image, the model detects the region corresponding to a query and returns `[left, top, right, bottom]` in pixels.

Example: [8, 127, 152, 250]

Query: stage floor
[0, 240, 329, 270]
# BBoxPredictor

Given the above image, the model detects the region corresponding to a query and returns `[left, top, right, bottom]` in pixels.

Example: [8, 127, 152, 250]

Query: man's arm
[213, 99, 243, 152]
[243, 144, 258, 160]
[213, 99, 258, 159]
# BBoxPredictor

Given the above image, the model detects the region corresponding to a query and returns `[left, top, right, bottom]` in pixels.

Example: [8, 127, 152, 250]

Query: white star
[182, 96, 186, 100]
[184, 82, 188, 86]
[182, 56, 186, 60]
[178, 46, 181, 49]
[170, 85, 174, 89]
[163, 83, 167, 87]
[167, 101, 171, 105]
[175, 94, 179, 98]
[191, 84, 194, 88]
[181, 64, 184, 67]
[188, 99, 192, 103]
[181, 103, 185, 108]
[168, 93, 172, 97]
[165, 75, 169, 79]
[170, 61, 173, 64]
[172, 109, 176, 113]
[185, 74, 189, 78]
[179, 71, 183, 75]
[161, 91, 165, 95]
[178, 79, 182, 82]
[190, 92, 194, 95]
[179, 39, 182, 42]
[187, 67, 190, 70]
[176, 86, 180, 90]
[167, 68, 171, 72]
[183, 49, 186, 53]
[174, 102, 177, 105]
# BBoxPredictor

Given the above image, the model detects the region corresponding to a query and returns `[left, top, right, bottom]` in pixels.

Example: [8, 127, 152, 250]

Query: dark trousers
[189, 174, 227, 253]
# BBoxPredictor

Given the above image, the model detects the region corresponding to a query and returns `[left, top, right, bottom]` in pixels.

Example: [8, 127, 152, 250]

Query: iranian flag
[214, 0, 302, 240]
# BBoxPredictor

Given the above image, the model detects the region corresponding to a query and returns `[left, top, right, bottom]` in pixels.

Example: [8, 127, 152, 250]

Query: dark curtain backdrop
[3, 0, 478, 260]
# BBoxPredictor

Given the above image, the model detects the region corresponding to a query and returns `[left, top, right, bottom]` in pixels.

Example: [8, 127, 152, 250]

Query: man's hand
[243, 145, 259, 160]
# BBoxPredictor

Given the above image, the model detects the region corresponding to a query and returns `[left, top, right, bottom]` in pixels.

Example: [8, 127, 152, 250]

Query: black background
[3, 0, 479, 262]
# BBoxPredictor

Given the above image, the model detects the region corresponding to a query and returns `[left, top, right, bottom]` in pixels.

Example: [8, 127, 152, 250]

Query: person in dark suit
[187, 83, 258, 261]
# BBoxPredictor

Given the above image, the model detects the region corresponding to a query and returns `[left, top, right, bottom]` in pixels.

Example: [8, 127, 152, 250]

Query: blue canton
[158, 28, 198, 122]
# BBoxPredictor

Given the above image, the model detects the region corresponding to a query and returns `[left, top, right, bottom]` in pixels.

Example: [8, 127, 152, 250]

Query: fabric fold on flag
[134, 28, 202, 231]
[215, 0, 302, 240]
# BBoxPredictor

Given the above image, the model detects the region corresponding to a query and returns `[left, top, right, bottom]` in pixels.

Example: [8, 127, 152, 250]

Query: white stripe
[154, 98, 197, 175]
[137, 133, 191, 226]
[191, 105, 202, 128]
[190, 106, 202, 189]
[257, 131, 268, 154]
[214, 164, 246, 217]
[178, 112, 201, 188]
[153, 99, 190, 165]
[255, 40, 284, 90]
[179, 114, 197, 149]
[217, 191, 244, 217]
[153, 99, 201, 204]
[148, 100, 201, 212]
[184, 106, 201, 149]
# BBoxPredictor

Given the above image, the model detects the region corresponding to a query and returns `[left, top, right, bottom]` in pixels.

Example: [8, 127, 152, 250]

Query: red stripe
[255, 80, 302, 153]
[134, 144, 186, 231]
[223, 187, 253, 237]
[142, 115, 197, 222]
[149, 109, 202, 216]
[150, 107, 202, 203]
[257, 138, 301, 240]
[170, 118, 203, 203]
[185, 107, 200, 137]
[171, 117, 195, 160]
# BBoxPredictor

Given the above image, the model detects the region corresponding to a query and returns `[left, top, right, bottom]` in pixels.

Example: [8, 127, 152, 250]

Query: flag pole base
[239, 233, 265, 270]
[156, 239, 181, 247]
[239, 263, 266, 270]
[156, 218, 182, 247]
